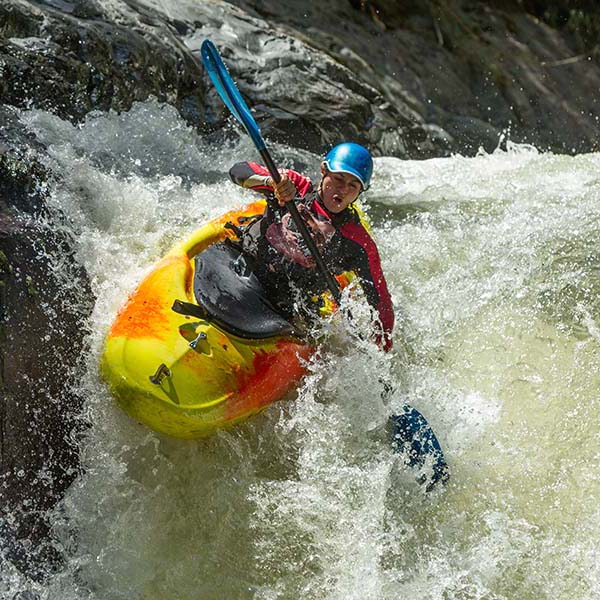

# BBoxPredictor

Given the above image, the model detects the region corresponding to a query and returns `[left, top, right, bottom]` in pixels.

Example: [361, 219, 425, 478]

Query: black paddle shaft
[259, 148, 342, 304]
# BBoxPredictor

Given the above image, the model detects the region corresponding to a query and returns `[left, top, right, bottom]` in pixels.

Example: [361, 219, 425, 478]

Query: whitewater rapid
[4, 100, 599, 600]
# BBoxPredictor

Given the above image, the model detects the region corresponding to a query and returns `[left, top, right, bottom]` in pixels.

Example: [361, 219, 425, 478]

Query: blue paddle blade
[200, 39, 266, 151]
[389, 406, 450, 492]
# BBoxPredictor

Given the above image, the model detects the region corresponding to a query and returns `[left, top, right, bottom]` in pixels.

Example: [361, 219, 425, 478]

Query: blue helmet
[323, 143, 373, 190]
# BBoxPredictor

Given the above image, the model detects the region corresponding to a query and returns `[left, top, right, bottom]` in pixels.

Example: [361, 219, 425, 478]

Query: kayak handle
[149, 363, 172, 385]
[189, 331, 207, 350]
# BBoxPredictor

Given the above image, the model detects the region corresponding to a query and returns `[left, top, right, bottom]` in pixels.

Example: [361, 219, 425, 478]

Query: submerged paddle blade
[389, 406, 450, 492]
[200, 39, 266, 151]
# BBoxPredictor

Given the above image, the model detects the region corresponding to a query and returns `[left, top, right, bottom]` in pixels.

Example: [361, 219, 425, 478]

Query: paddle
[200, 39, 449, 491]
[200, 39, 343, 304]
[387, 408, 449, 492]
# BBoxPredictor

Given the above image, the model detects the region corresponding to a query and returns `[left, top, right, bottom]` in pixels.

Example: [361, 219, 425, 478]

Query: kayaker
[229, 142, 394, 351]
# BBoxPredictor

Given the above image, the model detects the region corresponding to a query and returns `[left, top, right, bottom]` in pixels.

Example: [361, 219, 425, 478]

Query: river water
[4, 99, 599, 599]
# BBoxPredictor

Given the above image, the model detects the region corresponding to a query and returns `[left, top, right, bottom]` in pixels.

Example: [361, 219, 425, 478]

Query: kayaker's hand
[268, 173, 297, 206]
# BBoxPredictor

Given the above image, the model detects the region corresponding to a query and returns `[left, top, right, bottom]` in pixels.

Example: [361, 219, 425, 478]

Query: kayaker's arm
[357, 268, 395, 352]
[229, 161, 273, 193]
[338, 221, 395, 352]
[229, 162, 314, 204]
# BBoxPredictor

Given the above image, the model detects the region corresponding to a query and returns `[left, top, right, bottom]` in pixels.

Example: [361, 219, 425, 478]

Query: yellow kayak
[101, 201, 314, 439]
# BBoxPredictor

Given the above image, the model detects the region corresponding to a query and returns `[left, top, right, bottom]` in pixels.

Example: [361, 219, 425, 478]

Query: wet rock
[2, 0, 599, 159]
[227, 0, 600, 155]
[0, 106, 93, 580]
[184, 7, 441, 157]
[0, 0, 444, 158]
[0, 0, 206, 125]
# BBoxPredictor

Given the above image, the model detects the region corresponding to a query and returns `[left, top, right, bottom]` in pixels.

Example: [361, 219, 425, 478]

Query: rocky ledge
[227, 0, 600, 156]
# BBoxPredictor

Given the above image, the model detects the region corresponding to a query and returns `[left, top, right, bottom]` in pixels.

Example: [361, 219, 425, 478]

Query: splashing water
[4, 99, 599, 599]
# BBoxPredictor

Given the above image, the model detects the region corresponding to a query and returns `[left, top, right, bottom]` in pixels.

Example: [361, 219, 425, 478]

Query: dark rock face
[0, 0, 206, 124]
[4, 0, 596, 160]
[226, 0, 600, 155]
[2, 0, 598, 159]
[186, 3, 444, 157]
[0, 107, 93, 579]
[0, 0, 445, 158]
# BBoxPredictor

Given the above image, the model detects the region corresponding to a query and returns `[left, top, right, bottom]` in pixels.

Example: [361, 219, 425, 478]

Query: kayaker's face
[319, 164, 362, 213]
